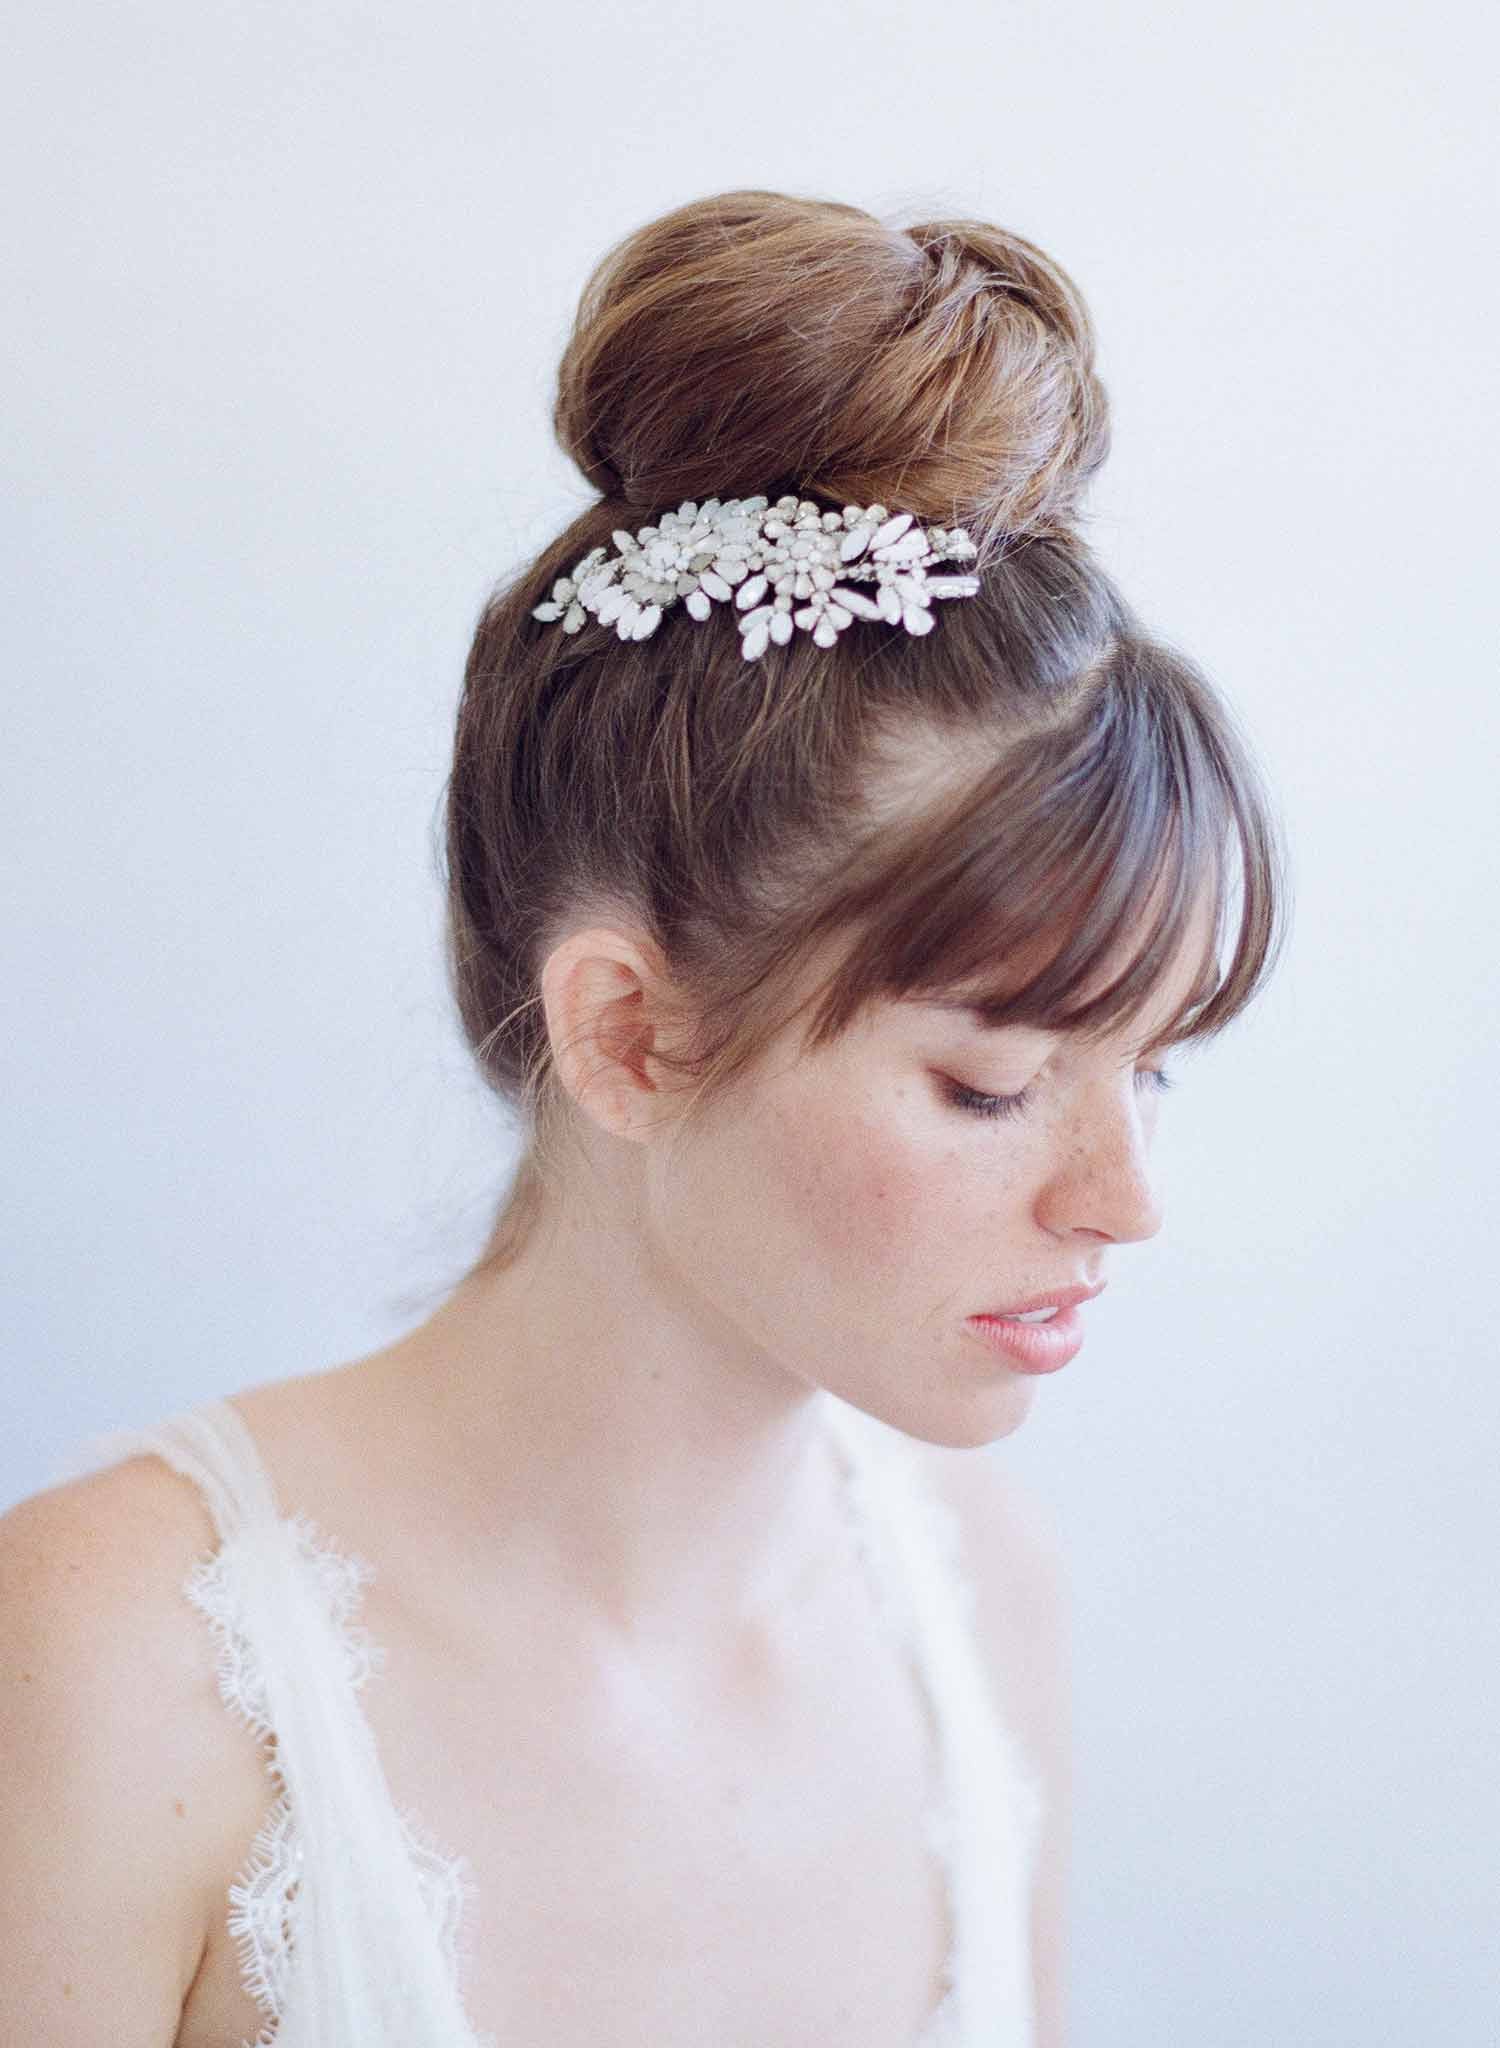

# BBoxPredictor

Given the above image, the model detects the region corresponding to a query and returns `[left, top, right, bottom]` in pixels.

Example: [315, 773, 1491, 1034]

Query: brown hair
[443, 189, 1288, 1273]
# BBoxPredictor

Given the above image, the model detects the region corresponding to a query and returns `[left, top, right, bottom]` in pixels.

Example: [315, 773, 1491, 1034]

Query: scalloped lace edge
[829, 1426, 965, 2046]
[183, 1513, 474, 2048]
[180, 1450, 1017, 2048]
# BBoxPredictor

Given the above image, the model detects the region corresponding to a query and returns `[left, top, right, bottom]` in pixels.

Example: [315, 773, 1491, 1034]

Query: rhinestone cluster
[531, 494, 980, 661]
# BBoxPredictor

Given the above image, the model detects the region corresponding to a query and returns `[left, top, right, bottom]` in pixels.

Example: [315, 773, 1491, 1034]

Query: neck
[363, 1178, 847, 1654]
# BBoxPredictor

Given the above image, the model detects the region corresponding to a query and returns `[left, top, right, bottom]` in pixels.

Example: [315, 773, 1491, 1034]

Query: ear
[539, 923, 681, 1144]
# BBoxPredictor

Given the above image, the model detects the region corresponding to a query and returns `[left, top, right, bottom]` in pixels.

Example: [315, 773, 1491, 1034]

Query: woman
[0, 189, 1285, 2047]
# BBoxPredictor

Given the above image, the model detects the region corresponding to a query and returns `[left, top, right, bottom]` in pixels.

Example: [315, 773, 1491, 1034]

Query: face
[643, 886, 1217, 1449]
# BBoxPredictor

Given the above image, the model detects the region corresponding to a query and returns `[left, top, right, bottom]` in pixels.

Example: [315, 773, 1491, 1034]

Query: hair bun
[551, 188, 1110, 549]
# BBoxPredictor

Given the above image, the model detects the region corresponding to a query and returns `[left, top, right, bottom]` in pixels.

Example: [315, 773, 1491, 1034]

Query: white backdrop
[3, 4, 1495, 2042]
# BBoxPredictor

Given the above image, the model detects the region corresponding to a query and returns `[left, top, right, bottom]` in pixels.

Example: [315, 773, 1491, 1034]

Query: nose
[1033, 1084, 1165, 1247]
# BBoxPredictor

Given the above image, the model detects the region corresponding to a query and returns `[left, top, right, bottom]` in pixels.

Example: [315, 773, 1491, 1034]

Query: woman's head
[441, 189, 1285, 1435]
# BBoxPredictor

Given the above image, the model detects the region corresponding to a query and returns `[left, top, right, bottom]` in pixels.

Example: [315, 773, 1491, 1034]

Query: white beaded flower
[531, 494, 980, 660]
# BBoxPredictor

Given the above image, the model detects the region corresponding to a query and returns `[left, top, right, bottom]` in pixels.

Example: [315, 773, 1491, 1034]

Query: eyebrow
[918, 997, 1040, 1032]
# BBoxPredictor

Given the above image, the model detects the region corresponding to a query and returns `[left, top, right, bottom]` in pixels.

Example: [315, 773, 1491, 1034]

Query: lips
[967, 1303, 1087, 1372]
[978, 1279, 1107, 1317]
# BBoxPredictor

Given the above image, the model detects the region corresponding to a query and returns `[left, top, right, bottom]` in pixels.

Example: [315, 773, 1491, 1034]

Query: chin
[916, 1399, 1034, 1453]
[828, 1373, 1035, 1454]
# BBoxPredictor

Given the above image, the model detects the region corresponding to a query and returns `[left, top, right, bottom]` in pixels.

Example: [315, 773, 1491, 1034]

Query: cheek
[751, 1078, 973, 1281]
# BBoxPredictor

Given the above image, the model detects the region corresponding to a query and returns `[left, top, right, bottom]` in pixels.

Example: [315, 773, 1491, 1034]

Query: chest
[181, 1544, 958, 2048]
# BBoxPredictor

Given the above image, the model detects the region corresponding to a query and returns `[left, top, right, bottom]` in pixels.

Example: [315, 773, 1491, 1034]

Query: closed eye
[943, 1065, 1174, 1122]
[943, 1079, 1034, 1121]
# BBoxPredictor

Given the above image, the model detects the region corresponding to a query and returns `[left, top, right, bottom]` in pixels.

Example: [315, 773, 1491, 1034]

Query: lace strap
[821, 1397, 1044, 2045]
[59, 1399, 490, 2047]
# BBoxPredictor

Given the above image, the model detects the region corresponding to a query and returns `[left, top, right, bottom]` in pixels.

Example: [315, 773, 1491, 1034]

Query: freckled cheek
[761, 1092, 961, 1278]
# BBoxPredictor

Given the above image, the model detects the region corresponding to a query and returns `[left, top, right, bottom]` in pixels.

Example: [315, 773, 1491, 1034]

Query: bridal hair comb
[530, 493, 981, 661]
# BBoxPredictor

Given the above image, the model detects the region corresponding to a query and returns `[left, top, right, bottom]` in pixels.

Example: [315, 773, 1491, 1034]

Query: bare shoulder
[0, 1449, 227, 1692]
[0, 1454, 270, 2044]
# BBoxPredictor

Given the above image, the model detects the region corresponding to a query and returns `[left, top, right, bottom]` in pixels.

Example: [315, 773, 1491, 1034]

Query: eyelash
[946, 1066, 1175, 1121]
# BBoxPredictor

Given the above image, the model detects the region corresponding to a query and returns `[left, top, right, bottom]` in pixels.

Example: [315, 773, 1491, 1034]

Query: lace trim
[917, 1474, 1049, 1852]
[828, 1425, 963, 2046]
[183, 1512, 473, 2048]
[181, 1434, 1016, 2048]
[909, 1451, 1050, 2046]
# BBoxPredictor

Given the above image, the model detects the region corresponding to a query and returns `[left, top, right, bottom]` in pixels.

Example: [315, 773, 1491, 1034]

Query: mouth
[966, 1301, 1089, 1373]
[976, 1279, 1107, 1320]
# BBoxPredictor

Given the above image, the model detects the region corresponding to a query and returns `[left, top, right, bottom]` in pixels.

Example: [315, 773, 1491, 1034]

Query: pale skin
[0, 884, 1214, 2047]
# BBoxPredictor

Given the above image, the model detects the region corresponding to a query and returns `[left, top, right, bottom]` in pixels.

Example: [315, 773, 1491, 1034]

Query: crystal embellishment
[530, 495, 981, 660]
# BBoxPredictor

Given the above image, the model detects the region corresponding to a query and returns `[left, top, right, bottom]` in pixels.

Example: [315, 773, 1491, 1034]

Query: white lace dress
[57, 1392, 1044, 2047]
